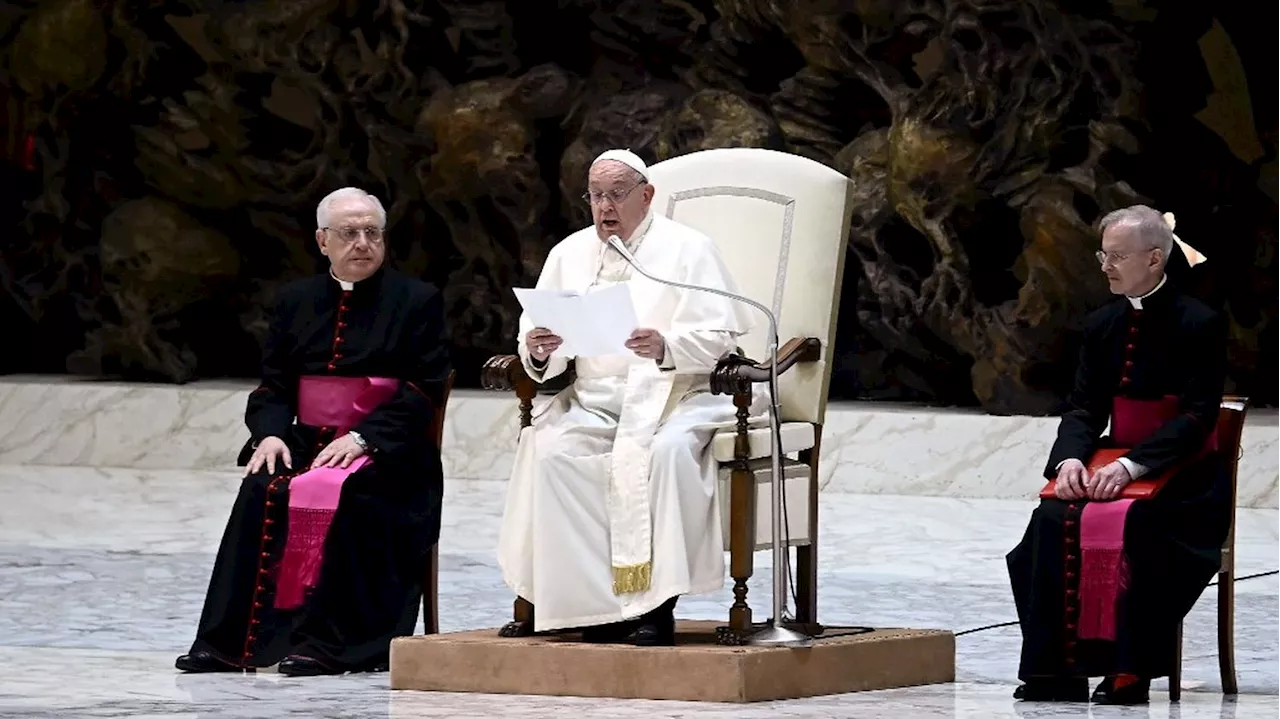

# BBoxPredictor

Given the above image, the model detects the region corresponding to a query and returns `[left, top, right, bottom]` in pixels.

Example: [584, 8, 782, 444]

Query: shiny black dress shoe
[632, 620, 675, 647]
[631, 597, 678, 647]
[278, 655, 344, 677]
[1091, 676, 1150, 705]
[1012, 677, 1088, 702]
[175, 650, 250, 673]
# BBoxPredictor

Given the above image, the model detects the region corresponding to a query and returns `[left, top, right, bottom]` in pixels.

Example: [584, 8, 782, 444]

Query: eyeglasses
[323, 226, 384, 244]
[1095, 248, 1153, 266]
[582, 182, 643, 206]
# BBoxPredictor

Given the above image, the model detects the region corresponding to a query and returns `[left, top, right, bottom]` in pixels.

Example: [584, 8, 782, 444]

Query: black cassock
[187, 268, 451, 670]
[1007, 281, 1229, 680]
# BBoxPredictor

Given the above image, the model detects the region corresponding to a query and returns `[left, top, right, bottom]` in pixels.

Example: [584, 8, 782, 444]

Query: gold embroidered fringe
[612, 562, 652, 595]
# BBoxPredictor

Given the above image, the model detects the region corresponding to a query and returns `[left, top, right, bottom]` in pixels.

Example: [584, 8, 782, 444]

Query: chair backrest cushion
[646, 148, 854, 423]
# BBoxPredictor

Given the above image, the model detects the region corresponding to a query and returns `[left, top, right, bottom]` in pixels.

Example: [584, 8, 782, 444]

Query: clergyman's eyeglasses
[323, 226, 384, 244]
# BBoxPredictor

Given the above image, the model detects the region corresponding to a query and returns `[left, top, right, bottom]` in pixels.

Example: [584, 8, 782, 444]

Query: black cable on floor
[812, 626, 877, 640]
[952, 569, 1279, 638]
[954, 620, 1020, 637]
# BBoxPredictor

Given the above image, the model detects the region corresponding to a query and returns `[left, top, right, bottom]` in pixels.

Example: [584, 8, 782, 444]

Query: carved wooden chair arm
[710, 337, 822, 396]
[481, 354, 531, 393]
[481, 354, 541, 429]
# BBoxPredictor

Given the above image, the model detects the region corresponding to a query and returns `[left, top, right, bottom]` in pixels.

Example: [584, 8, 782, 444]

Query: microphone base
[747, 622, 814, 648]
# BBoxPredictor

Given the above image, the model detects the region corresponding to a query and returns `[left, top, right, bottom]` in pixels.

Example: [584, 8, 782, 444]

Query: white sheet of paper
[513, 284, 638, 357]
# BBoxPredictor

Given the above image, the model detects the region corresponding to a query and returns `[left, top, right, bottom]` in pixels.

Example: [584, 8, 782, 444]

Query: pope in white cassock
[497, 149, 759, 646]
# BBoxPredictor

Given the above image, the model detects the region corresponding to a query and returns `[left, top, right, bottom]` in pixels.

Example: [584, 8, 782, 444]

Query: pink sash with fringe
[273, 375, 399, 609]
[1076, 499, 1135, 640]
[1074, 395, 1213, 641]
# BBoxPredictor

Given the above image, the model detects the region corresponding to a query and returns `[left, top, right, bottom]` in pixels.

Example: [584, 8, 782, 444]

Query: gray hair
[316, 187, 387, 229]
[1097, 204, 1173, 255]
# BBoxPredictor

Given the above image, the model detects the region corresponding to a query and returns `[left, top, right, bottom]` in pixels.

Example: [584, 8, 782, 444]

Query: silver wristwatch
[349, 431, 369, 451]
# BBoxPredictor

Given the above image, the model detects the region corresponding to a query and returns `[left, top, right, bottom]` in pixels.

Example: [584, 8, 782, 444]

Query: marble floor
[0, 466, 1276, 718]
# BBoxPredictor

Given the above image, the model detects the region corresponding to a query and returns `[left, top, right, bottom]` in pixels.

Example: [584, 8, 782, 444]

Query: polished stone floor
[0, 466, 1276, 717]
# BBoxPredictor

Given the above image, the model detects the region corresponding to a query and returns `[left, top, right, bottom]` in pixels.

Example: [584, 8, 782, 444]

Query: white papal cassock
[498, 210, 760, 632]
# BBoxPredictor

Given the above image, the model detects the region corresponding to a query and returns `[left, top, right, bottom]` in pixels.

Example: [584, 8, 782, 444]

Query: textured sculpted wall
[1, 0, 1274, 413]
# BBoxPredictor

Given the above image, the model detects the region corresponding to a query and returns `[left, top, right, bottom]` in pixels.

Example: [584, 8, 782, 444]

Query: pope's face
[315, 197, 386, 282]
[587, 160, 654, 243]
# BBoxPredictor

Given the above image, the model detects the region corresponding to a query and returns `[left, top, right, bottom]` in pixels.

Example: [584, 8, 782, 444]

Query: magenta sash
[1075, 395, 1209, 641]
[1077, 500, 1135, 640]
[274, 375, 399, 609]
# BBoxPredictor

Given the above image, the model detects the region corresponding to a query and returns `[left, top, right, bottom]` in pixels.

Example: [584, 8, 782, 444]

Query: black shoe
[278, 655, 343, 677]
[175, 651, 249, 673]
[582, 621, 636, 644]
[632, 621, 675, 647]
[1091, 676, 1150, 705]
[630, 596, 677, 647]
[1013, 677, 1089, 702]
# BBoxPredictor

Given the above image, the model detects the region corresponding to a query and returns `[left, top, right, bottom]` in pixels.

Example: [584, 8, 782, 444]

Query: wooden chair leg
[794, 545, 816, 624]
[421, 543, 439, 634]
[794, 440, 820, 626]
[1170, 621, 1183, 702]
[1219, 566, 1238, 693]
[727, 463, 756, 636]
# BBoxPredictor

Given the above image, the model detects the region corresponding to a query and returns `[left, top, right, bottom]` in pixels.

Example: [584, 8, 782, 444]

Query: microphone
[605, 234, 810, 647]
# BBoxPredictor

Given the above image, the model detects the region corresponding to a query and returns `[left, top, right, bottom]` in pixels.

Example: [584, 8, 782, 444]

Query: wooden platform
[389, 621, 955, 703]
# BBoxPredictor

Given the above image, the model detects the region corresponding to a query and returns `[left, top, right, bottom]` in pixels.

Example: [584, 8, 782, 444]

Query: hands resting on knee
[244, 434, 369, 478]
[1054, 459, 1132, 501]
[245, 437, 292, 477]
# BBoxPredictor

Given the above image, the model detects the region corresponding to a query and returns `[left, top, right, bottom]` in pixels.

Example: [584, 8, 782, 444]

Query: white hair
[316, 187, 387, 229]
[1098, 204, 1173, 256]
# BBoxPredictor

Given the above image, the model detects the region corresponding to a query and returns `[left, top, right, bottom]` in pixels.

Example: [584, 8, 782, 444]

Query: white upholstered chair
[483, 147, 854, 641]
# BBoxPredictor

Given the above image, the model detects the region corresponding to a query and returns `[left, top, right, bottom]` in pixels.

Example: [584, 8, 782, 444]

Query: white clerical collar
[1126, 274, 1166, 310]
[329, 269, 354, 291]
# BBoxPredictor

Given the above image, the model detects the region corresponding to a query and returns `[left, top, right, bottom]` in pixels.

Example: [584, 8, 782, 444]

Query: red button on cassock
[1126, 343, 1136, 351]
[327, 363, 337, 371]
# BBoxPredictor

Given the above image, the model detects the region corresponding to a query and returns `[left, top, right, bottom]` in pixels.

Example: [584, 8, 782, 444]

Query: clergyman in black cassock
[1006, 205, 1229, 705]
[177, 188, 451, 676]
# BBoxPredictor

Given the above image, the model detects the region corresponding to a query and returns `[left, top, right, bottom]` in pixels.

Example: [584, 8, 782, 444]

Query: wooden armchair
[484, 147, 855, 642]
[1168, 395, 1249, 700]
[419, 370, 456, 635]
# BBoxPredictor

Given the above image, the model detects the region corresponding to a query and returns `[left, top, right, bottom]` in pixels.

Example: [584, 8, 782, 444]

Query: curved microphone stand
[606, 235, 811, 647]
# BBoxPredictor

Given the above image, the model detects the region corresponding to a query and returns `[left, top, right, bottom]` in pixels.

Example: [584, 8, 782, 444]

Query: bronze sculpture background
[0, 0, 1274, 414]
